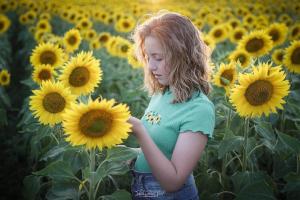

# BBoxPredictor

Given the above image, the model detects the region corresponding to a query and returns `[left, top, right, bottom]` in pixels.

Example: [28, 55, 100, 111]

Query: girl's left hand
[128, 116, 143, 136]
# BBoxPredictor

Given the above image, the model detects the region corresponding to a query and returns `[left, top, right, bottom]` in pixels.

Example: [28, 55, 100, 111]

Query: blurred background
[0, 0, 300, 199]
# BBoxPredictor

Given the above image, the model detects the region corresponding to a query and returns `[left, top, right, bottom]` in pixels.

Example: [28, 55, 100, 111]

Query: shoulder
[187, 91, 215, 111]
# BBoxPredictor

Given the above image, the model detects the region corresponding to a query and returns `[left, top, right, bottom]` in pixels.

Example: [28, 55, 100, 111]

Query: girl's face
[144, 36, 169, 86]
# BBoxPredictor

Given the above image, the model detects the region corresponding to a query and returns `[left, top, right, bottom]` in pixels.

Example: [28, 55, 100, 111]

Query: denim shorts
[130, 169, 199, 200]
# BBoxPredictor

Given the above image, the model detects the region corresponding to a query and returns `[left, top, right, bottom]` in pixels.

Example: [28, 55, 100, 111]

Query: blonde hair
[132, 10, 211, 103]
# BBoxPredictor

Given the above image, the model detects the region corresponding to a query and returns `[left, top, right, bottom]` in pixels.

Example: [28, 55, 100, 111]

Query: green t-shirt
[134, 89, 215, 172]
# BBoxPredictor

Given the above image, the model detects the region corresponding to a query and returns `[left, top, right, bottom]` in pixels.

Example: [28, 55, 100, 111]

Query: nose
[148, 59, 157, 71]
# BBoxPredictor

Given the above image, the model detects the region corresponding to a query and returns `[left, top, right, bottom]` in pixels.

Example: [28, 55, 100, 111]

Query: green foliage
[2, 2, 300, 200]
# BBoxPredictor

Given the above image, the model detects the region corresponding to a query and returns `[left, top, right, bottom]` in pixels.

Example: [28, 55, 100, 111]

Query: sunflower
[283, 40, 300, 74]
[289, 23, 300, 40]
[203, 34, 216, 52]
[76, 18, 92, 30]
[25, 10, 37, 25]
[127, 45, 143, 69]
[34, 29, 47, 42]
[30, 42, 65, 69]
[19, 14, 27, 25]
[0, 69, 10, 86]
[228, 18, 241, 30]
[39, 12, 51, 21]
[237, 30, 273, 57]
[272, 49, 285, 65]
[29, 81, 75, 125]
[114, 16, 136, 33]
[213, 62, 238, 93]
[115, 38, 132, 58]
[208, 24, 228, 43]
[266, 23, 288, 47]
[32, 64, 56, 84]
[228, 49, 252, 68]
[278, 14, 292, 27]
[62, 98, 132, 149]
[83, 29, 97, 41]
[59, 51, 102, 96]
[67, 10, 78, 24]
[63, 28, 82, 53]
[0, 1, 9, 13]
[105, 36, 119, 56]
[243, 14, 256, 28]
[8, 0, 17, 11]
[0, 14, 11, 34]
[36, 19, 52, 32]
[230, 27, 247, 44]
[230, 63, 290, 117]
[89, 39, 101, 49]
[98, 32, 111, 47]
[193, 18, 204, 30]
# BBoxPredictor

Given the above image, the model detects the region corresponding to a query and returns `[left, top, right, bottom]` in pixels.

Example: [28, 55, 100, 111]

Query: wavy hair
[132, 10, 211, 103]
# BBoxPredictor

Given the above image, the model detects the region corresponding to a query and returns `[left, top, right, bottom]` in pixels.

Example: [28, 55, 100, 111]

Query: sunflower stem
[242, 118, 250, 172]
[88, 148, 96, 200]
[297, 154, 300, 175]
[280, 109, 286, 132]
[50, 125, 60, 144]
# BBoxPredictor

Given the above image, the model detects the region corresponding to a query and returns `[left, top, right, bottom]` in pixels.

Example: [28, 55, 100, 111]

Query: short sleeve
[179, 101, 215, 138]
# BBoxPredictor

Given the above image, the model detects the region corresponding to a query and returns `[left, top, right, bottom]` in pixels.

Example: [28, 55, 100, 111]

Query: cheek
[161, 62, 170, 75]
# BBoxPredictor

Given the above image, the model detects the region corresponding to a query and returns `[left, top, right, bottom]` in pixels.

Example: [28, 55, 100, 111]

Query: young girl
[128, 10, 215, 200]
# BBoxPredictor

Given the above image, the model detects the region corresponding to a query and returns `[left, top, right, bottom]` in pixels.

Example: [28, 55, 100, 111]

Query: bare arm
[128, 116, 208, 192]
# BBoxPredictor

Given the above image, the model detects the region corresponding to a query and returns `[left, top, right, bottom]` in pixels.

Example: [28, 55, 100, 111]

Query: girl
[128, 10, 215, 200]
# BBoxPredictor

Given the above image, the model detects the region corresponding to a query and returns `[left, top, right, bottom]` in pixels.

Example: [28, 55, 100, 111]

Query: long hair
[132, 10, 211, 103]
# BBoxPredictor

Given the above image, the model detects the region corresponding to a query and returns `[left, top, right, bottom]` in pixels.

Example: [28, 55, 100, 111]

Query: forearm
[134, 124, 182, 192]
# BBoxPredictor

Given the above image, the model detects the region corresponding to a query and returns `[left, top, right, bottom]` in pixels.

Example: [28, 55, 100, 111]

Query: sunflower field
[0, 0, 300, 199]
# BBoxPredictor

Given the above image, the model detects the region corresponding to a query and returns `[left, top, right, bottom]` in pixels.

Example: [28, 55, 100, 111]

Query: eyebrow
[150, 53, 163, 56]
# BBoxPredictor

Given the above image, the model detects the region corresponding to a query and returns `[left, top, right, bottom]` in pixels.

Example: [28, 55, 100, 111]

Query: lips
[154, 74, 161, 79]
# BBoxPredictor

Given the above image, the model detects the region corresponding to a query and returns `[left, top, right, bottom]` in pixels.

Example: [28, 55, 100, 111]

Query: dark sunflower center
[291, 47, 300, 65]
[99, 35, 108, 43]
[123, 22, 129, 28]
[108, 18, 113, 24]
[0, 21, 4, 30]
[231, 21, 238, 28]
[220, 69, 234, 86]
[82, 21, 88, 27]
[40, 50, 57, 65]
[214, 29, 223, 38]
[245, 38, 264, 53]
[292, 27, 299, 37]
[69, 66, 90, 87]
[237, 54, 246, 64]
[1, 4, 7, 11]
[247, 17, 253, 23]
[269, 29, 279, 42]
[68, 35, 77, 45]
[245, 80, 273, 106]
[235, 32, 243, 40]
[70, 14, 75, 20]
[40, 24, 46, 29]
[276, 53, 283, 61]
[28, 14, 33, 20]
[121, 45, 129, 53]
[101, 14, 107, 20]
[38, 69, 51, 80]
[42, 92, 66, 113]
[1, 75, 7, 82]
[88, 33, 95, 38]
[79, 110, 112, 137]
